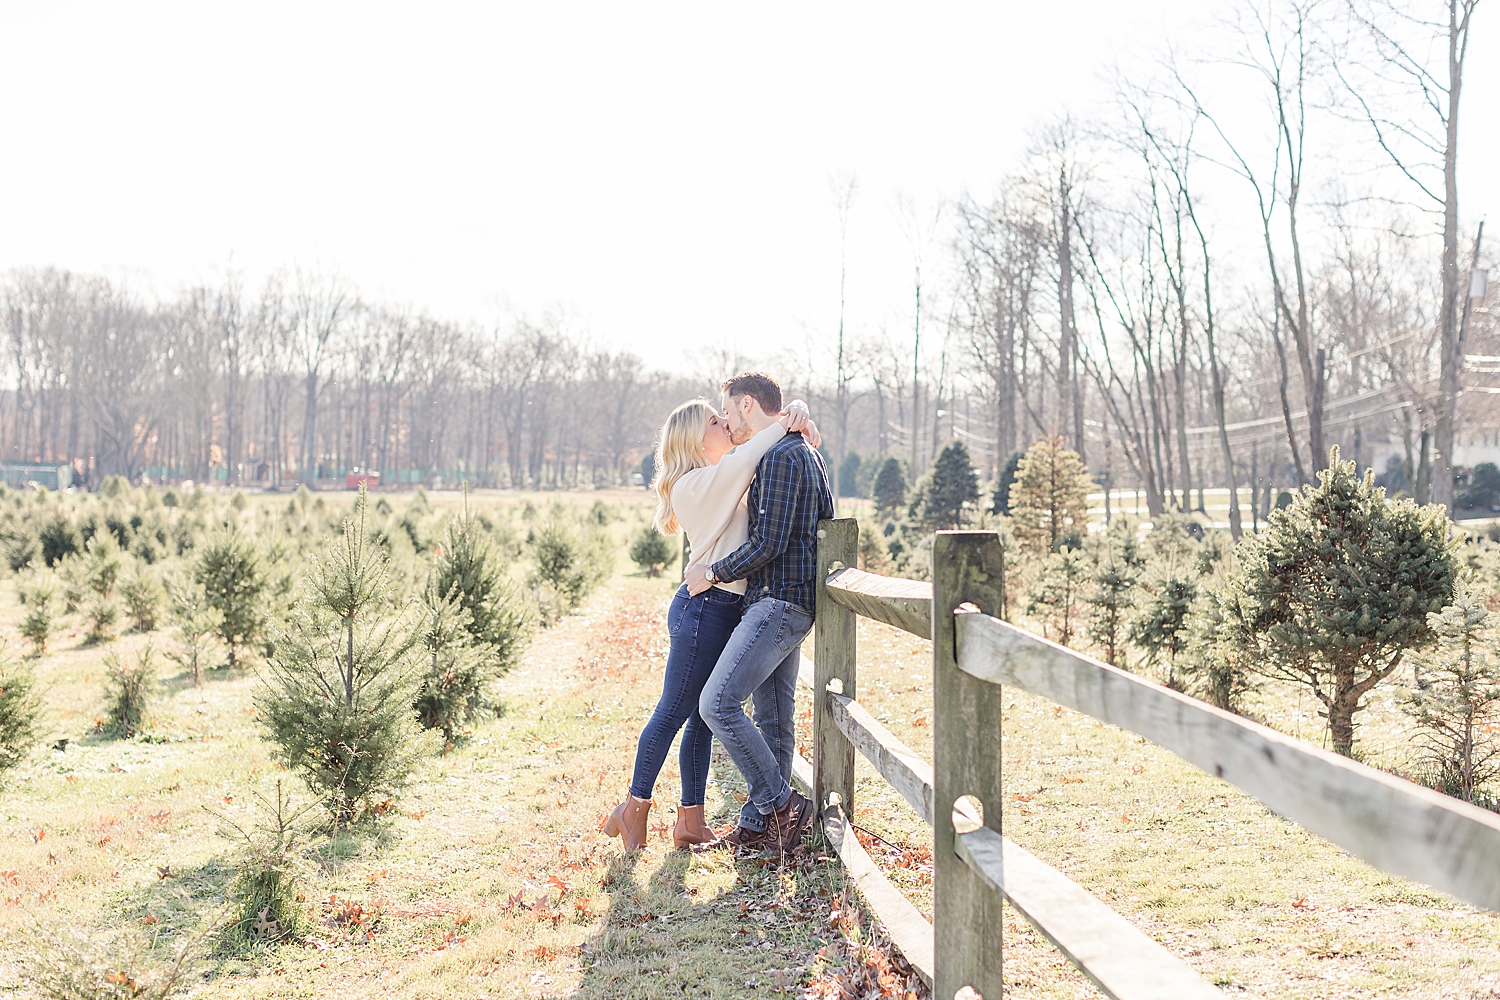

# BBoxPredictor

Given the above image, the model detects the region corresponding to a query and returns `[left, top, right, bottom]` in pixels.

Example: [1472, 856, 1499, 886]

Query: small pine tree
[103, 642, 156, 738]
[873, 458, 908, 516]
[83, 597, 119, 645]
[857, 521, 890, 573]
[195, 527, 267, 668]
[164, 575, 223, 686]
[1009, 437, 1094, 557]
[257, 490, 438, 823]
[629, 525, 674, 578]
[838, 452, 863, 498]
[1085, 554, 1137, 667]
[0, 646, 42, 773]
[119, 565, 163, 633]
[1128, 572, 1198, 689]
[1183, 588, 1256, 714]
[432, 498, 532, 671]
[218, 782, 315, 946]
[911, 441, 981, 530]
[992, 451, 1023, 516]
[1403, 579, 1500, 802]
[1025, 549, 1088, 646]
[37, 510, 81, 567]
[528, 518, 609, 621]
[412, 579, 487, 742]
[1214, 450, 1457, 756]
[83, 531, 124, 598]
[18, 574, 56, 657]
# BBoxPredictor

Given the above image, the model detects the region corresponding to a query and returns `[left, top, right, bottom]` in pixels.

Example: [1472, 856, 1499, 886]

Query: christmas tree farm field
[829, 613, 1500, 998]
[0, 568, 924, 1000]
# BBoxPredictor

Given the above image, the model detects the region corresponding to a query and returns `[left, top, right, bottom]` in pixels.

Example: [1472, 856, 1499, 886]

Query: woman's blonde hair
[652, 399, 716, 535]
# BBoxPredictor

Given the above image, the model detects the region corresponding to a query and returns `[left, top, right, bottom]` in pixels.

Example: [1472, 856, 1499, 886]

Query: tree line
[2, 2, 1494, 521]
[1, 266, 704, 490]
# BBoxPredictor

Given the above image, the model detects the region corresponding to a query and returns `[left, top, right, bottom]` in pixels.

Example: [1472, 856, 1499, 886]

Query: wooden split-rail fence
[786, 520, 1500, 999]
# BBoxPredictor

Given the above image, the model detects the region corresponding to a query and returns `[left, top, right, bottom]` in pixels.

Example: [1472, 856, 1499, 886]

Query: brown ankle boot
[601, 795, 652, 851]
[672, 804, 718, 849]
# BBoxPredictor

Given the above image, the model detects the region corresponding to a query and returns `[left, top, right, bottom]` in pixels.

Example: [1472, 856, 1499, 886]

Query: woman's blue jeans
[629, 584, 744, 805]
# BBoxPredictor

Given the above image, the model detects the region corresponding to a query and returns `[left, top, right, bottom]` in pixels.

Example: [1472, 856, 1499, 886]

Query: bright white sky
[0, 1, 1495, 372]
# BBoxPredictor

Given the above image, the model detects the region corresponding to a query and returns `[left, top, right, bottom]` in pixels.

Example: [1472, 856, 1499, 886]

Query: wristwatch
[704, 565, 718, 585]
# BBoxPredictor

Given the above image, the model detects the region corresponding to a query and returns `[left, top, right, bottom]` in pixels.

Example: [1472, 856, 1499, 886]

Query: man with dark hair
[686, 370, 834, 853]
[719, 371, 782, 416]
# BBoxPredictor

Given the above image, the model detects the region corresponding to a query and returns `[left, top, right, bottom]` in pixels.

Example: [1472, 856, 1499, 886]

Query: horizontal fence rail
[804, 521, 1500, 999]
[825, 566, 933, 639]
[956, 610, 1500, 913]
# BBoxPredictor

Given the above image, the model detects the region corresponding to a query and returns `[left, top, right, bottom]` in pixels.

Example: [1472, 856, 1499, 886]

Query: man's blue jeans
[699, 597, 813, 833]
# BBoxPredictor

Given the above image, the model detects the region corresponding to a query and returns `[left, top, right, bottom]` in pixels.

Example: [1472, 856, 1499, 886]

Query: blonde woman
[603, 396, 818, 851]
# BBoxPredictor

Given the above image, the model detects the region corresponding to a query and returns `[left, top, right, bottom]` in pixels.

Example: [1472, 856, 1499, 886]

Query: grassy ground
[838, 612, 1500, 999]
[3, 485, 1500, 998]
[0, 492, 916, 1000]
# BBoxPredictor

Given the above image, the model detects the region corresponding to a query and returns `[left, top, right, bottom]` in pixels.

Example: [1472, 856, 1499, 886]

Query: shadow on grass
[566, 841, 845, 999]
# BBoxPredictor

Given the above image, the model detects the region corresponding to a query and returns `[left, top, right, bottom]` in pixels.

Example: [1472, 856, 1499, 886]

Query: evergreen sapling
[1214, 451, 1457, 756]
[1128, 571, 1197, 689]
[1403, 579, 1500, 802]
[910, 440, 981, 530]
[0, 644, 41, 774]
[873, 458, 908, 516]
[413, 577, 488, 742]
[432, 498, 532, 671]
[629, 524, 674, 578]
[164, 575, 223, 685]
[257, 489, 439, 823]
[195, 527, 267, 669]
[1009, 437, 1094, 557]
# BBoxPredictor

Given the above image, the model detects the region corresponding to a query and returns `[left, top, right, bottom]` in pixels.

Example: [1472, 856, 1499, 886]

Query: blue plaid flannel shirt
[710, 432, 835, 615]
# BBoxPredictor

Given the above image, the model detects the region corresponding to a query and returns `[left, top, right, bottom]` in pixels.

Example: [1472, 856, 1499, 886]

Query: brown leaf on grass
[546, 875, 571, 895]
[526, 945, 556, 961]
[29, 829, 44, 843]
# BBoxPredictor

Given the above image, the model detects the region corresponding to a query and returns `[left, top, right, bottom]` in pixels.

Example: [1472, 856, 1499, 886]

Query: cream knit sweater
[670, 421, 787, 595]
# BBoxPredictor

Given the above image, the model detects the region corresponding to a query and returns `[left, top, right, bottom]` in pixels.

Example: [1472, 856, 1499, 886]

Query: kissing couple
[603, 370, 834, 854]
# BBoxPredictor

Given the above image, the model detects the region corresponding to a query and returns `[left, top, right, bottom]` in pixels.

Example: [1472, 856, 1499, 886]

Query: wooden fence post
[933, 531, 1006, 1000]
[814, 518, 859, 819]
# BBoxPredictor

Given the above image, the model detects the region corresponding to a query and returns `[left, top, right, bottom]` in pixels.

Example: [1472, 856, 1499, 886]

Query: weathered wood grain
[825, 567, 933, 639]
[957, 611, 1500, 913]
[956, 827, 1221, 1000]
[828, 692, 936, 826]
[823, 803, 935, 987]
[814, 519, 860, 816]
[932, 532, 1007, 1000]
[791, 751, 814, 799]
